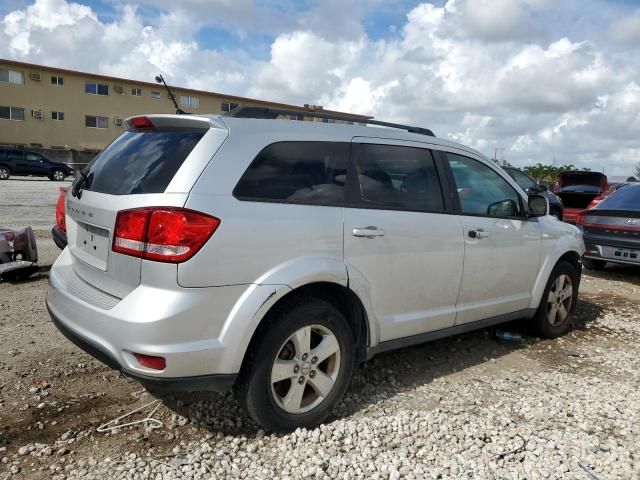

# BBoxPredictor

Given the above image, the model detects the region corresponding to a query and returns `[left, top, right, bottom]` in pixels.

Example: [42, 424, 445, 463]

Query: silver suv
[47, 111, 585, 431]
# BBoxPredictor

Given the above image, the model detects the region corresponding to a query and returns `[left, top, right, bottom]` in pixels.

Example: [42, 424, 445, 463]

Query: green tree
[523, 163, 576, 184]
[635, 163, 640, 179]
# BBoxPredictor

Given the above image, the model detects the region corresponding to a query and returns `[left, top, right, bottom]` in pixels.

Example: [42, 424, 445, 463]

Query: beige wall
[0, 61, 354, 152]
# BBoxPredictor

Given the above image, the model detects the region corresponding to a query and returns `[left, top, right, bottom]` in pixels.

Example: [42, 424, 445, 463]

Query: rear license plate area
[74, 221, 110, 270]
[603, 246, 639, 262]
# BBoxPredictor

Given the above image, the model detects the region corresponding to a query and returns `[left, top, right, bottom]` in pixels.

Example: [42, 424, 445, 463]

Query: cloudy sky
[2, 0, 639, 176]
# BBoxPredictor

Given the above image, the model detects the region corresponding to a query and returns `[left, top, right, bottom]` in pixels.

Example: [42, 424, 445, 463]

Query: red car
[555, 171, 608, 224]
[52, 186, 67, 249]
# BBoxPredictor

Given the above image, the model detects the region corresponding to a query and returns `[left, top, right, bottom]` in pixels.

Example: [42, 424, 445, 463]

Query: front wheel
[51, 169, 66, 181]
[0, 166, 10, 180]
[235, 298, 354, 432]
[532, 261, 579, 338]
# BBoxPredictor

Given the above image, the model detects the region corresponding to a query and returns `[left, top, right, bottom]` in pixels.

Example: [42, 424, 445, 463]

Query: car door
[343, 139, 464, 343]
[7, 150, 26, 174]
[24, 152, 47, 174]
[442, 151, 542, 324]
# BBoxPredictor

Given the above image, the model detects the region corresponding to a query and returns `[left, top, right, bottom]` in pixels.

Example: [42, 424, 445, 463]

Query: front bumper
[46, 248, 252, 390]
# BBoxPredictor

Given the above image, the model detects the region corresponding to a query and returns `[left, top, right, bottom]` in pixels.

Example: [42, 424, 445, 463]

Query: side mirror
[528, 194, 548, 217]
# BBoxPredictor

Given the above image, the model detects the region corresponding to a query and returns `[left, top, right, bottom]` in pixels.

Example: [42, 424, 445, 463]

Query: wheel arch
[238, 282, 370, 378]
[530, 248, 582, 309]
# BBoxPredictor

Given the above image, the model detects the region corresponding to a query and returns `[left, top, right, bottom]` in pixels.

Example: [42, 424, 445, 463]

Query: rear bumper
[49, 304, 236, 392]
[583, 238, 640, 266]
[51, 225, 67, 250]
[45, 248, 261, 390]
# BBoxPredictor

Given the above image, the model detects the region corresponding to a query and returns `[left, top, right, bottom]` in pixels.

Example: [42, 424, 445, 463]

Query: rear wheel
[0, 166, 9, 180]
[51, 169, 66, 181]
[235, 298, 354, 432]
[532, 261, 579, 338]
[583, 258, 606, 270]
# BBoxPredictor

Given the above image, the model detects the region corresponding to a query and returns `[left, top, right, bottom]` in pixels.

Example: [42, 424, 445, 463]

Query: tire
[583, 258, 606, 270]
[532, 261, 579, 338]
[51, 169, 66, 181]
[0, 166, 10, 180]
[235, 298, 355, 432]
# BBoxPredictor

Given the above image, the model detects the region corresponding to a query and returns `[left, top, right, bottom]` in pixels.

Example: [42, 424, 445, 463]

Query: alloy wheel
[270, 324, 341, 414]
[53, 170, 65, 181]
[546, 274, 573, 326]
[0, 168, 8, 180]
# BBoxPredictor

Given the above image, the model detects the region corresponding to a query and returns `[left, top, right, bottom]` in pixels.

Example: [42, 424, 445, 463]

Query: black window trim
[436, 149, 529, 221]
[342, 141, 455, 215]
[232, 140, 350, 208]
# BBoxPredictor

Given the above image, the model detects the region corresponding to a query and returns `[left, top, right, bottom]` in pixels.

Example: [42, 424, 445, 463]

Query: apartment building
[0, 59, 368, 164]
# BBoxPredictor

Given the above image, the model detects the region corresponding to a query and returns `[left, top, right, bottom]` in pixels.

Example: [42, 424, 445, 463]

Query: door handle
[353, 226, 385, 237]
[468, 229, 489, 239]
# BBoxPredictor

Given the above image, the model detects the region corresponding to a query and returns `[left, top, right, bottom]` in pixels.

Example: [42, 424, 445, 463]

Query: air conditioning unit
[113, 85, 124, 94]
[114, 117, 123, 126]
[30, 73, 41, 81]
[31, 109, 44, 119]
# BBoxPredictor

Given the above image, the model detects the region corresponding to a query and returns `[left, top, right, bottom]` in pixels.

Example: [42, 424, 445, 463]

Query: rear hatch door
[557, 171, 607, 209]
[65, 115, 228, 299]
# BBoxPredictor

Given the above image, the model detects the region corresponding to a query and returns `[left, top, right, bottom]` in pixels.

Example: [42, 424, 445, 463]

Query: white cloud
[1, 0, 640, 176]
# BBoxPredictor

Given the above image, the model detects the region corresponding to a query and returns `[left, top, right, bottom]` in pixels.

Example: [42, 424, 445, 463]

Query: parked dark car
[503, 167, 564, 219]
[0, 149, 73, 181]
[52, 186, 68, 249]
[554, 171, 607, 224]
[578, 183, 640, 270]
[585, 182, 631, 210]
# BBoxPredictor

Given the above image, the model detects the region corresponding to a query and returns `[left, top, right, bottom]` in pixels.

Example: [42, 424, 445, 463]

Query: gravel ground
[1, 177, 639, 479]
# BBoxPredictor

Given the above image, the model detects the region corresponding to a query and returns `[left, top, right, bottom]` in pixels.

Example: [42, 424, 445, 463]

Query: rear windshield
[80, 131, 205, 195]
[597, 185, 640, 210]
[559, 172, 605, 186]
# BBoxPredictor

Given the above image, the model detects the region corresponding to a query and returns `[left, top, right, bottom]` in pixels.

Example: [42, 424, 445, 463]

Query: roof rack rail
[224, 106, 435, 137]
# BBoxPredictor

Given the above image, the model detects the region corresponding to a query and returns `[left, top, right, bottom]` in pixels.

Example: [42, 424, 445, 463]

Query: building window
[131, 88, 142, 96]
[221, 101, 239, 112]
[290, 114, 304, 121]
[0, 106, 25, 121]
[51, 76, 64, 86]
[150, 91, 161, 99]
[0, 68, 23, 84]
[180, 95, 199, 108]
[51, 111, 64, 121]
[85, 83, 108, 96]
[85, 115, 108, 129]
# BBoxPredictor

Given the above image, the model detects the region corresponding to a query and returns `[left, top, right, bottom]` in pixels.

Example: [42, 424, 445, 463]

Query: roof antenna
[155, 74, 185, 114]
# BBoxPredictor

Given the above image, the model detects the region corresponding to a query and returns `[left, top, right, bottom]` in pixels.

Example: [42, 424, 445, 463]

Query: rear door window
[348, 143, 445, 212]
[80, 131, 205, 195]
[233, 141, 349, 206]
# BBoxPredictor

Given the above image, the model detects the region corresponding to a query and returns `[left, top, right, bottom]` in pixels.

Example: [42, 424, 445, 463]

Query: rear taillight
[55, 187, 67, 232]
[576, 211, 585, 227]
[112, 207, 220, 263]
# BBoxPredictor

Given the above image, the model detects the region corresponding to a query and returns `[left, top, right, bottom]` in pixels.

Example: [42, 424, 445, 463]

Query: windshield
[507, 169, 537, 190]
[559, 172, 605, 187]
